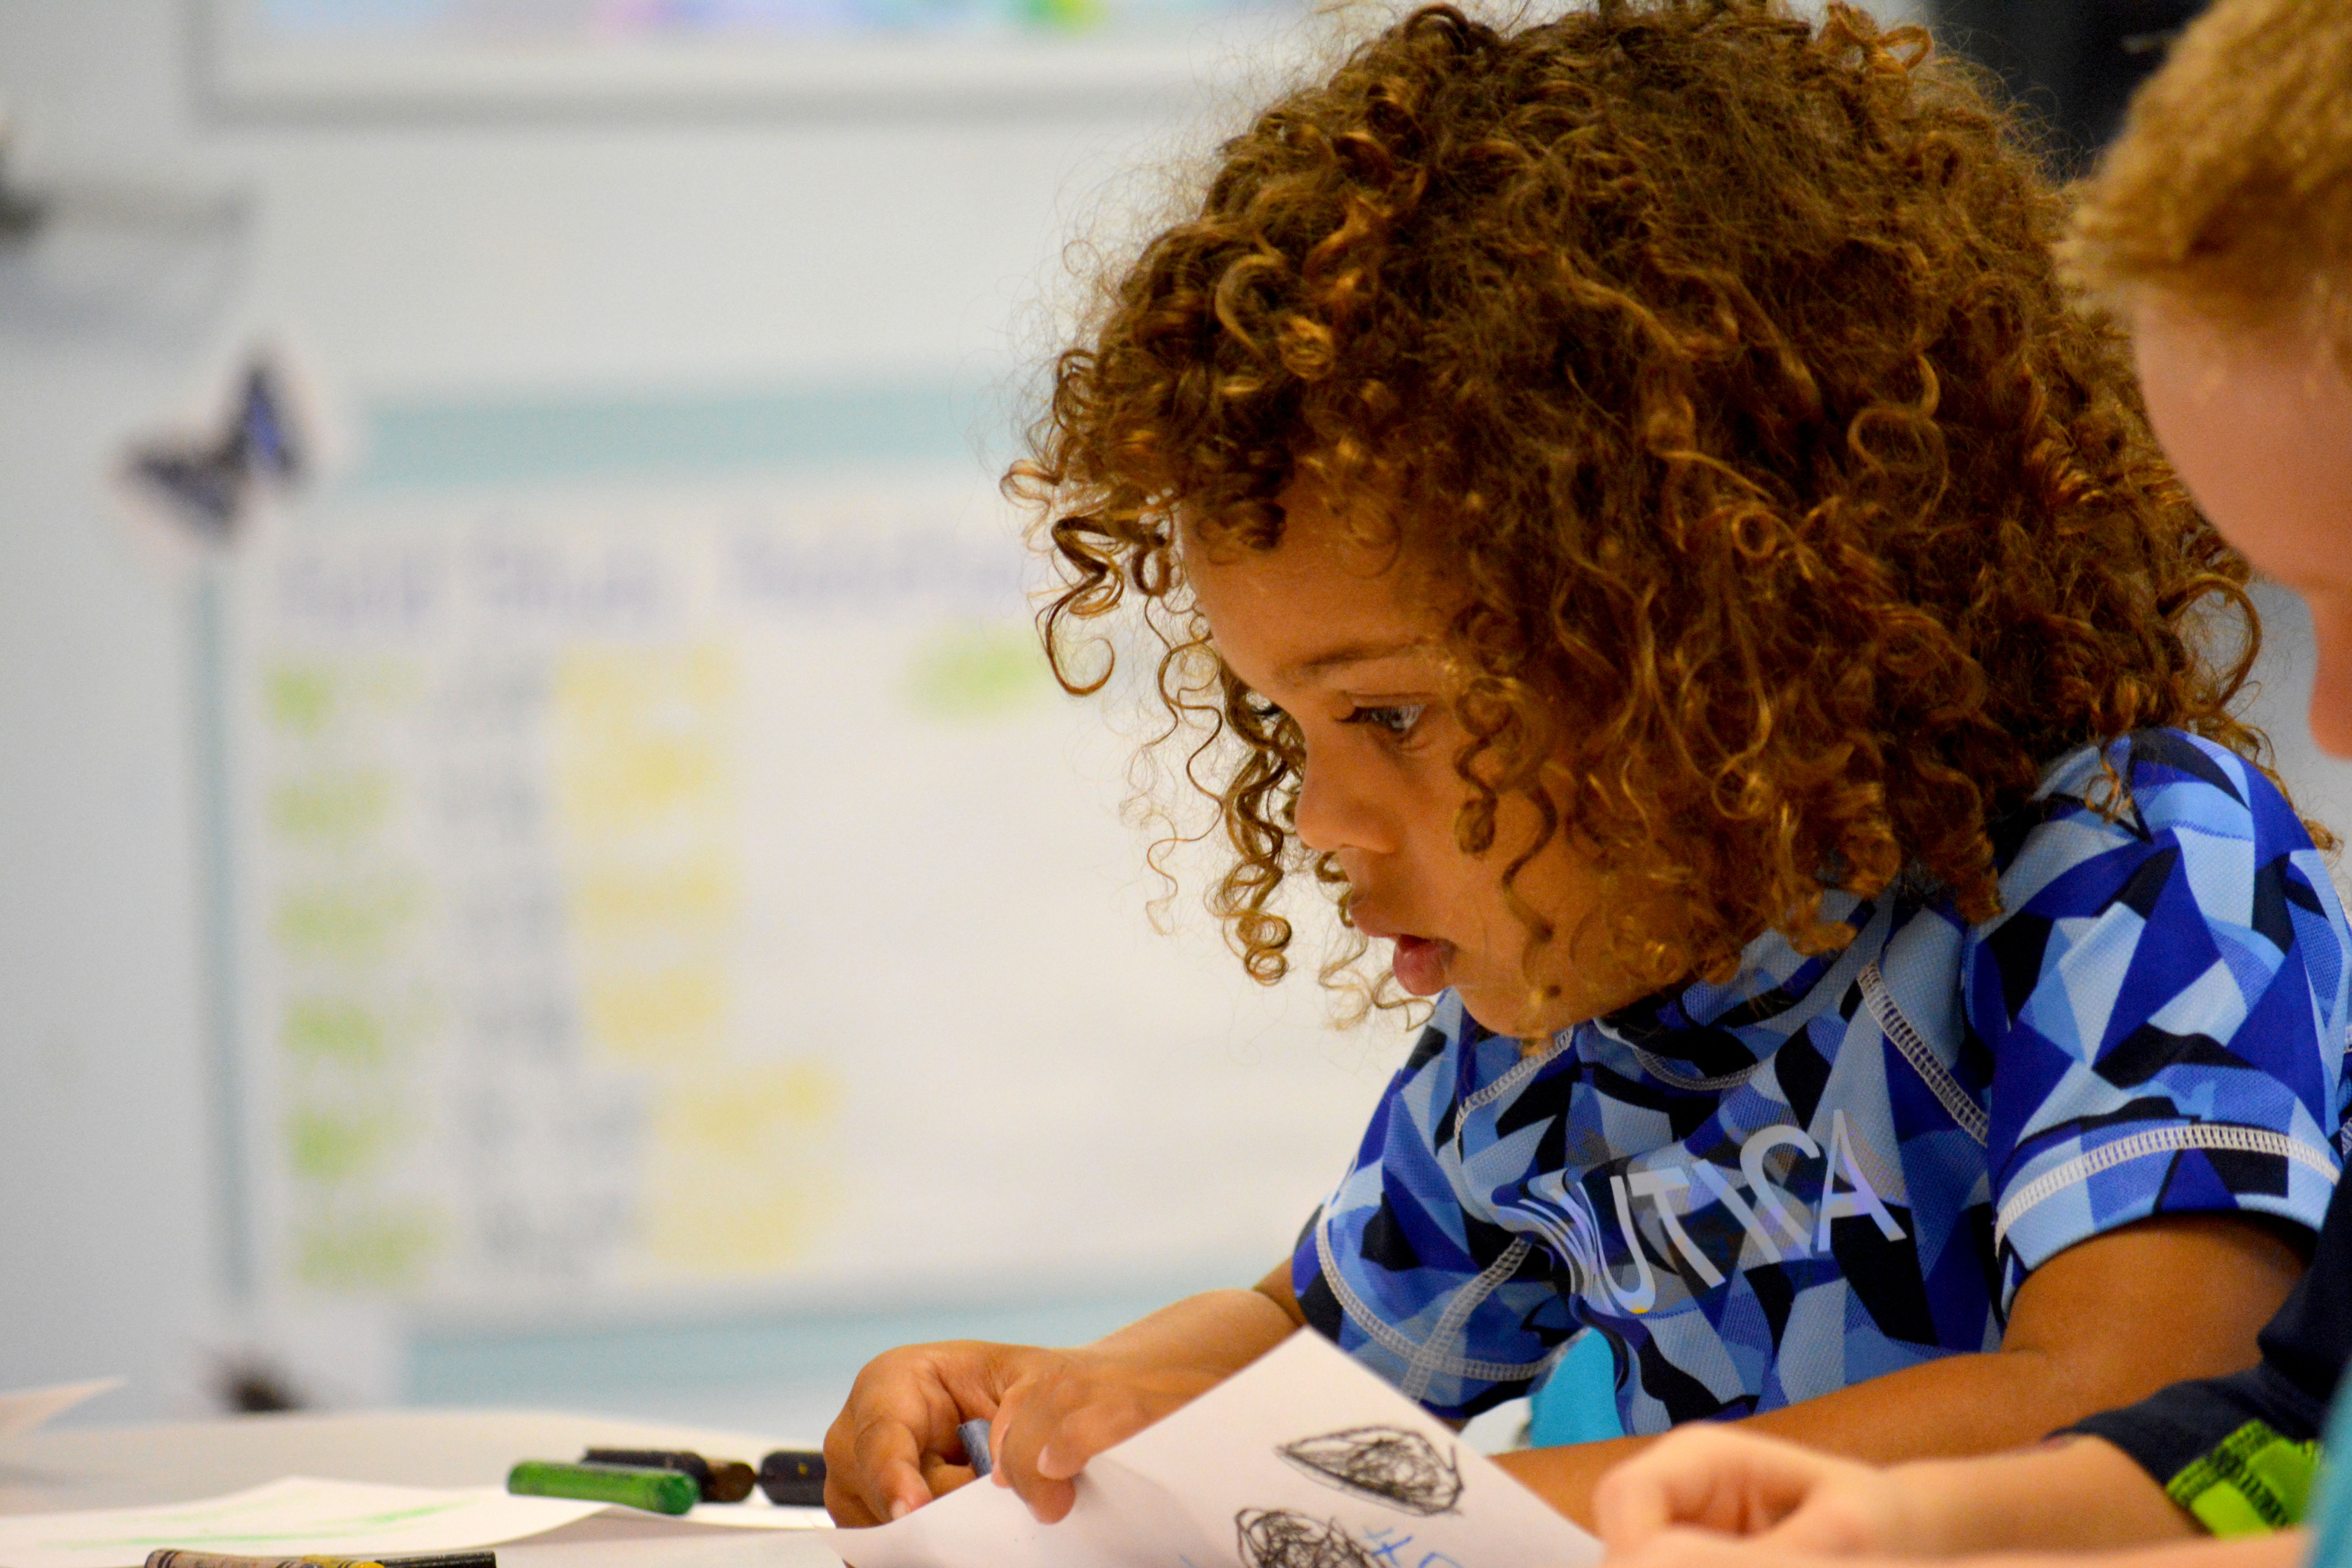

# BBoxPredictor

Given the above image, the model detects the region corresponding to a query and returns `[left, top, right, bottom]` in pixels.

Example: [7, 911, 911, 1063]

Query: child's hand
[1603, 1532, 1895, 1568]
[982, 1342, 1236, 1521]
[1595, 1427, 1915, 1555]
[821, 1338, 1236, 1525]
[822, 1338, 1032, 1525]
[824, 1278, 1303, 1527]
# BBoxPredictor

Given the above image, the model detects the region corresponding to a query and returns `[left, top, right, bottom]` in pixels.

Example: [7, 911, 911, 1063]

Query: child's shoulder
[2038, 727, 2298, 836]
[1986, 726, 2334, 937]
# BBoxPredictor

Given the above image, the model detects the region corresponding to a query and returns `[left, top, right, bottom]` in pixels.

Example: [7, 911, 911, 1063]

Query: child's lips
[1353, 909, 1452, 996]
[1389, 933, 1451, 996]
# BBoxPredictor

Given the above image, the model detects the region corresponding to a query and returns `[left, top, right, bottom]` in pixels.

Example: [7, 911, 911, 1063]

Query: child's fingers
[1590, 1458, 1677, 1553]
[1612, 1526, 1807, 1568]
[1034, 1394, 1160, 1479]
[1597, 1427, 1836, 1549]
[917, 1455, 982, 1500]
[824, 1405, 934, 1524]
[1009, 1472, 1080, 1524]
[1596, 1428, 1765, 1547]
[1753, 1483, 1898, 1554]
[823, 1345, 988, 1524]
[983, 1373, 1069, 1514]
[986, 1365, 1154, 1522]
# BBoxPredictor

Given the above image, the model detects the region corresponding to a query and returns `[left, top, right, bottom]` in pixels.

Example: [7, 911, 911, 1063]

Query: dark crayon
[703, 1459, 756, 1504]
[756, 1449, 827, 1508]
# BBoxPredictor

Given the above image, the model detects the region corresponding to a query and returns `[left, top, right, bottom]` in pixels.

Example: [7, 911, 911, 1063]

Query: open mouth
[1390, 934, 1452, 996]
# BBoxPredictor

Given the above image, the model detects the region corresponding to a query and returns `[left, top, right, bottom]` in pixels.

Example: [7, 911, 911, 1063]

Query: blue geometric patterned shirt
[1295, 730, 2352, 1432]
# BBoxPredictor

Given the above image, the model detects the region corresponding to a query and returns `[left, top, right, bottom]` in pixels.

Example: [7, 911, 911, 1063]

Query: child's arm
[825, 1209, 2295, 1529]
[1495, 1211, 2303, 1529]
[1593, 1428, 2185, 1557]
[821, 1261, 1304, 1525]
[1601, 1523, 2310, 1568]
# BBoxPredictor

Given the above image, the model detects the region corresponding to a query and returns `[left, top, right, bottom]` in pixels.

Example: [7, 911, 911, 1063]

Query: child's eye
[1341, 703, 1427, 739]
[1244, 696, 1287, 726]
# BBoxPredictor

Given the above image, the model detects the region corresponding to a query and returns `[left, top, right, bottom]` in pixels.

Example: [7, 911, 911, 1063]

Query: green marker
[506, 1459, 697, 1514]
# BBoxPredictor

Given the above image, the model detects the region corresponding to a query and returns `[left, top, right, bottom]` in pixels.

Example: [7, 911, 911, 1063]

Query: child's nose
[1293, 752, 1400, 857]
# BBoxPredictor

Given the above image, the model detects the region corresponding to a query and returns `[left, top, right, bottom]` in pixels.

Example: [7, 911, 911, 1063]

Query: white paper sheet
[503, 1523, 841, 1568]
[0, 1473, 835, 1568]
[0, 1381, 125, 1444]
[820, 1332, 1601, 1568]
[652, 1502, 829, 1532]
[0, 1477, 611, 1568]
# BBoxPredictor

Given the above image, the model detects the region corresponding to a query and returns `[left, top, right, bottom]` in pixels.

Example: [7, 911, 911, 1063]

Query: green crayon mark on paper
[57, 1498, 478, 1552]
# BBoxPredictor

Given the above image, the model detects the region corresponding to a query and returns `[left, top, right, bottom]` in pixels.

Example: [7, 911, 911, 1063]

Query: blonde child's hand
[1604, 1530, 1898, 1568]
[1602, 1533, 2310, 1568]
[1595, 1427, 1917, 1556]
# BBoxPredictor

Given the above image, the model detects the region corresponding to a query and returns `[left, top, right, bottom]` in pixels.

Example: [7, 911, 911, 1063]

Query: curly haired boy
[823, 0, 2352, 1530]
[1595, 0, 2352, 1561]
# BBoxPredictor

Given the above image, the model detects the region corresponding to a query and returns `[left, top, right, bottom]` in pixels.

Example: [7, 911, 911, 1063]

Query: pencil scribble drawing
[1277, 1426, 1465, 1515]
[1235, 1508, 1378, 1568]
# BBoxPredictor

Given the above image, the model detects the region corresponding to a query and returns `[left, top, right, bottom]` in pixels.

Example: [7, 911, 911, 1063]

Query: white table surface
[0, 1410, 847, 1568]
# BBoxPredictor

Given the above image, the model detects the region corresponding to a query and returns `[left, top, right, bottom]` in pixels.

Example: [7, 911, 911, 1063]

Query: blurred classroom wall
[11, 0, 2344, 1450]
[2, 0, 1368, 1435]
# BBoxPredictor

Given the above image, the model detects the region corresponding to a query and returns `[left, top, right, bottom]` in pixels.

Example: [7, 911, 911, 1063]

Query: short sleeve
[1968, 731, 2352, 1309]
[1292, 995, 1574, 1419]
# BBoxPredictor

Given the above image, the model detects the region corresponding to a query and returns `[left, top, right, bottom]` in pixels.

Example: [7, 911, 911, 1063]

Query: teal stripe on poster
[348, 383, 1002, 493]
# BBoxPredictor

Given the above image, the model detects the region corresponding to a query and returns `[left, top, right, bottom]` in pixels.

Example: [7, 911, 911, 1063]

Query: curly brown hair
[2066, 0, 2352, 365]
[1016, 0, 2267, 1008]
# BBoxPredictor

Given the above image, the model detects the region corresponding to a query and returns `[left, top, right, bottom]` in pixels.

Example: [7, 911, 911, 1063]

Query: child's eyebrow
[1276, 638, 1434, 686]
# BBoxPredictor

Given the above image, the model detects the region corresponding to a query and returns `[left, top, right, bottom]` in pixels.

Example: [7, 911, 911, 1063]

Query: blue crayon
[957, 1418, 993, 1479]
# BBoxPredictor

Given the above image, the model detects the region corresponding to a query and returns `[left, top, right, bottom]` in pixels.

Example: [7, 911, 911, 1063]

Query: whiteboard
[222, 385, 1390, 1322]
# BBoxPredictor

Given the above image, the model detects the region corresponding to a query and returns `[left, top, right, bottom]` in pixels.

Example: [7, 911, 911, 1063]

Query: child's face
[2134, 302, 2352, 757]
[1184, 489, 1647, 1038]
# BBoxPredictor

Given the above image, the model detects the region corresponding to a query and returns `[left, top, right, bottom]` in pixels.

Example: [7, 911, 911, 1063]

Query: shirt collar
[1582, 890, 1891, 1079]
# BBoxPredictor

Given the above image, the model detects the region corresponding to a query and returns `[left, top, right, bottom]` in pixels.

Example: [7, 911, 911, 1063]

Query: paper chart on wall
[821, 1331, 1602, 1568]
[226, 458, 1387, 1314]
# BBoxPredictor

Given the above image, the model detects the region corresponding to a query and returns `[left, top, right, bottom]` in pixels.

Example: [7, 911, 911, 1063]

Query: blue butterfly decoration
[125, 358, 305, 541]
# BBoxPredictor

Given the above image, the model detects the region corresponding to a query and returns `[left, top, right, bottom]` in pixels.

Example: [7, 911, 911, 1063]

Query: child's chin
[1450, 982, 1526, 1035]
[1454, 980, 1583, 1042]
